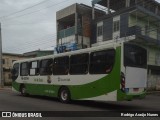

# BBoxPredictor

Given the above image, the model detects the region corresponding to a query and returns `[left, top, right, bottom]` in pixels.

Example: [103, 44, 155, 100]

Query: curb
[147, 91, 160, 94]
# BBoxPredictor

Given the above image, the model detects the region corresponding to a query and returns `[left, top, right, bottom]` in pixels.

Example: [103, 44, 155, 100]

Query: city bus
[11, 42, 147, 103]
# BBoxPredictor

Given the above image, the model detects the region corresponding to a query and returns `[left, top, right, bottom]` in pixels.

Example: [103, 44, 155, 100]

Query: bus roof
[13, 42, 121, 64]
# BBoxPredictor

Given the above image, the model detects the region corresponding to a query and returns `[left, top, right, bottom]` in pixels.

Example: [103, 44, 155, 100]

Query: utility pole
[0, 23, 3, 88]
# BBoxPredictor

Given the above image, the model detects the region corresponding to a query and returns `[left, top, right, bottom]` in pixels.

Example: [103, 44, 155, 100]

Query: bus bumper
[117, 90, 146, 101]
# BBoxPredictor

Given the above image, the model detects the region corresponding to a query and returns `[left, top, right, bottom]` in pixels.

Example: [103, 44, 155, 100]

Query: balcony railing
[123, 26, 160, 46]
[58, 26, 82, 39]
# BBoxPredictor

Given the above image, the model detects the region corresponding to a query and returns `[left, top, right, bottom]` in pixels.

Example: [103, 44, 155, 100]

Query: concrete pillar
[92, 3, 95, 20]
[107, 0, 110, 14]
[75, 12, 78, 44]
[147, 16, 150, 36]
[56, 22, 59, 46]
[135, 0, 137, 4]
[126, 0, 130, 7]
[156, 6, 159, 15]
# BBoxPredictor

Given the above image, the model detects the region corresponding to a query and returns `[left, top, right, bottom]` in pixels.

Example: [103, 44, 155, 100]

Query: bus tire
[58, 87, 71, 103]
[20, 85, 27, 96]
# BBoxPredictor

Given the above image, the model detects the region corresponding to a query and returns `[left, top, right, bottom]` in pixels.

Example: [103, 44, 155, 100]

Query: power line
[1, 1, 146, 26]
[3, 18, 160, 50]
[3, 0, 160, 53]
[0, 0, 70, 22]
[3, 26, 159, 53]
[0, 0, 51, 20]
[1, 0, 158, 23]
[3, 32, 56, 46]
[3, 34, 57, 50]
[2, 18, 159, 45]
[4, 40, 55, 53]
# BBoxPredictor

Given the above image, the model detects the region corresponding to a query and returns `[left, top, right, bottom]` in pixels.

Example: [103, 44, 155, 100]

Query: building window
[97, 26, 103, 36]
[53, 56, 69, 75]
[113, 20, 120, 32]
[2, 59, 5, 64]
[124, 43, 147, 68]
[30, 61, 39, 76]
[89, 49, 115, 74]
[40, 59, 53, 75]
[70, 53, 89, 75]
[20, 62, 29, 76]
[8, 74, 11, 79]
[155, 52, 160, 65]
[151, 69, 160, 75]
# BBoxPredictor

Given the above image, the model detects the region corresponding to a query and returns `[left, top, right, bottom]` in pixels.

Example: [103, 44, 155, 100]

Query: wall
[129, 15, 158, 40]
[82, 16, 91, 37]
[3, 54, 25, 69]
[2, 54, 27, 83]
[56, 3, 76, 20]
[146, 47, 160, 90]
[103, 18, 113, 41]
[147, 47, 156, 66]
[148, 74, 160, 90]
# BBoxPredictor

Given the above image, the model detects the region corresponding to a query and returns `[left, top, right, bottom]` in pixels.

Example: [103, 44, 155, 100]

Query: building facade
[91, 0, 160, 90]
[2, 53, 27, 84]
[54, 0, 160, 90]
[56, 3, 105, 53]
[2, 50, 53, 84]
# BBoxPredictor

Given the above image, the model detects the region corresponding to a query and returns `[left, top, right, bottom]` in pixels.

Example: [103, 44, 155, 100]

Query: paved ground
[0, 87, 160, 119]
[0, 87, 160, 111]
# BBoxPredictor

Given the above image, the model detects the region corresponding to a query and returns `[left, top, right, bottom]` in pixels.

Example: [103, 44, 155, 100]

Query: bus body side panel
[69, 46, 121, 101]
[12, 80, 60, 97]
[12, 81, 21, 92]
[12, 46, 121, 101]
[26, 84, 60, 97]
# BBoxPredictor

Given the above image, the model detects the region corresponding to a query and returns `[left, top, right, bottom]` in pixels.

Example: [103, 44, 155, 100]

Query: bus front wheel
[58, 87, 71, 103]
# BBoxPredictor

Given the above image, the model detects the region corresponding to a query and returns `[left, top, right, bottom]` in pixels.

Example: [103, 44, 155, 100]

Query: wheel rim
[61, 90, 68, 101]
[22, 87, 26, 95]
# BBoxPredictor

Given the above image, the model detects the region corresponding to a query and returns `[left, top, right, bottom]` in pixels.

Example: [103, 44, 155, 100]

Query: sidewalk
[0, 86, 12, 90]
[147, 90, 160, 94]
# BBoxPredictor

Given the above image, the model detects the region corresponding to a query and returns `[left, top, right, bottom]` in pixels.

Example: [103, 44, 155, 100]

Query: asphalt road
[0, 88, 160, 119]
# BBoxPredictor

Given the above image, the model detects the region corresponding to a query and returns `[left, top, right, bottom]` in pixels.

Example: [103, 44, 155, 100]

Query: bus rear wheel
[59, 87, 71, 103]
[20, 85, 27, 96]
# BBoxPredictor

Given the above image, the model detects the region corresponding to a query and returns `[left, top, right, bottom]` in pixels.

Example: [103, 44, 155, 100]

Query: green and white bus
[12, 42, 147, 103]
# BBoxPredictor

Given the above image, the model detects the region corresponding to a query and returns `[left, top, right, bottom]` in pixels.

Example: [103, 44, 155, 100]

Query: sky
[0, 0, 160, 54]
[0, 0, 91, 54]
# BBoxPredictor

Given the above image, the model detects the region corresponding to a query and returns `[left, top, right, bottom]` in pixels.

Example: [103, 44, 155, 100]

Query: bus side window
[89, 49, 115, 74]
[40, 59, 53, 75]
[11, 63, 19, 81]
[70, 53, 89, 75]
[53, 56, 69, 75]
[29, 61, 39, 76]
[20, 62, 29, 76]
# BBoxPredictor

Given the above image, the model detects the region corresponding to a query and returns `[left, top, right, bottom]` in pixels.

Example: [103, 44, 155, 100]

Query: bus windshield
[124, 43, 147, 68]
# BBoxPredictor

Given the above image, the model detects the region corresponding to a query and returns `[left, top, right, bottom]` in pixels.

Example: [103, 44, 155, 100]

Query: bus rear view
[121, 43, 147, 100]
